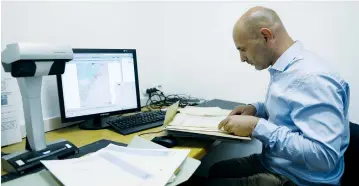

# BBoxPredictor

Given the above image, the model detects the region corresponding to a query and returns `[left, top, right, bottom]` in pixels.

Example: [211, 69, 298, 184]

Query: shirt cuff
[250, 102, 261, 117]
[252, 119, 278, 146]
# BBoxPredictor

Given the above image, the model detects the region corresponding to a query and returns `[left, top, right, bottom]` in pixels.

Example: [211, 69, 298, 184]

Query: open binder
[164, 102, 251, 141]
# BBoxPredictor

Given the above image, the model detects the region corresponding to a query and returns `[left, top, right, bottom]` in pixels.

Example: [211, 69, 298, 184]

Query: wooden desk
[1, 124, 214, 176]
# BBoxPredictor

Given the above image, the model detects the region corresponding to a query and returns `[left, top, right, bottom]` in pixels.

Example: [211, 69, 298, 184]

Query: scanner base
[1, 139, 79, 175]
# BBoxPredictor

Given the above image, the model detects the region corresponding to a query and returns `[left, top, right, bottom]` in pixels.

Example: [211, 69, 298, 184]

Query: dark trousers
[180, 154, 296, 186]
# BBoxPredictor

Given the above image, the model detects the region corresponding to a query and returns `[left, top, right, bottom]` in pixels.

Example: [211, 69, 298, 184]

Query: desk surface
[1, 99, 240, 177]
[1, 124, 214, 176]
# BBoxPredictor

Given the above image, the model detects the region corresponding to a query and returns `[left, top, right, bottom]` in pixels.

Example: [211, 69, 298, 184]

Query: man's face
[233, 28, 274, 70]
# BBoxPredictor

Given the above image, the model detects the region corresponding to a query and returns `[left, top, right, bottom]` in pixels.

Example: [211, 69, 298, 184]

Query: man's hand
[229, 105, 257, 116]
[218, 115, 260, 137]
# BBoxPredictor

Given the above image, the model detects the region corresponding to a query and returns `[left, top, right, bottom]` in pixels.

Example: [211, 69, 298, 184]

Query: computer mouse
[151, 136, 177, 148]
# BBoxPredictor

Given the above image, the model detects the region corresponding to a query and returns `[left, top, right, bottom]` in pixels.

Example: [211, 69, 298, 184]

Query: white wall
[159, 2, 359, 123]
[2, 1, 359, 127]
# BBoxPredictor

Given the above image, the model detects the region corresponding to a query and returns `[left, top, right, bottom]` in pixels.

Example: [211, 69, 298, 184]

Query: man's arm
[252, 74, 349, 172]
[251, 102, 268, 119]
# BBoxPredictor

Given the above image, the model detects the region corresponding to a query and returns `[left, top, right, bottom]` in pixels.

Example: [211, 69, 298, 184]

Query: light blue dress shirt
[251, 41, 350, 186]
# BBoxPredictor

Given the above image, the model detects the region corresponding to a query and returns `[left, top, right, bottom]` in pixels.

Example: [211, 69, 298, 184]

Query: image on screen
[60, 52, 138, 118]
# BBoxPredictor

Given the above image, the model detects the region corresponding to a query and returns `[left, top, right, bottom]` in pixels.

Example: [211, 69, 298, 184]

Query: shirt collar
[269, 41, 303, 72]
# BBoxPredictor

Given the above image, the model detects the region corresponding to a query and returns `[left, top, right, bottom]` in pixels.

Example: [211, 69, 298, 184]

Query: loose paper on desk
[100, 145, 189, 185]
[41, 144, 190, 186]
[128, 136, 201, 186]
[3, 137, 196, 186]
[1, 69, 22, 146]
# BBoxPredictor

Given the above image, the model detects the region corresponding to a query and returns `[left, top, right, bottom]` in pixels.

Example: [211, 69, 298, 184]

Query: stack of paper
[178, 106, 231, 116]
[41, 144, 190, 186]
[165, 104, 251, 141]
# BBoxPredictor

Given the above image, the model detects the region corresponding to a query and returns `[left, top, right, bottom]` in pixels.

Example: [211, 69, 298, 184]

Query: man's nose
[240, 53, 246, 62]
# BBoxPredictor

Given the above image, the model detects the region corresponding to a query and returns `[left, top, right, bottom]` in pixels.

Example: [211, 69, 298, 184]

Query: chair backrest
[341, 122, 359, 185]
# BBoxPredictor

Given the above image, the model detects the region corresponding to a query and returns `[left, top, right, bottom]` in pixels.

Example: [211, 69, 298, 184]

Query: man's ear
[260, 28, 273, 43]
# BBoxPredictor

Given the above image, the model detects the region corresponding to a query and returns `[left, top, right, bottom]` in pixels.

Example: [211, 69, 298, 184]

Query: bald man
[182, 6, 350, 186]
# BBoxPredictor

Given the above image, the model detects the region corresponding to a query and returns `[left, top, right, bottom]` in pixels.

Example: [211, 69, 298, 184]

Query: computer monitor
[56, 49, 141, 129]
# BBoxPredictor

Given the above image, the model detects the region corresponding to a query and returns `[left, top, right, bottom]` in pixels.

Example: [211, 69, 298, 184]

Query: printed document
[41, 144, 190, 186]
[1, 70, 22, 146]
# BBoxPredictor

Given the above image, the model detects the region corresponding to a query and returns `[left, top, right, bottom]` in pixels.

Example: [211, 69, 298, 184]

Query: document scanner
[1, 43, 79, 174]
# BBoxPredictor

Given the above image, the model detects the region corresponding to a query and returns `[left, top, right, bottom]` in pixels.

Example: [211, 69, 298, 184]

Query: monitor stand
[79, 116, 109, 130]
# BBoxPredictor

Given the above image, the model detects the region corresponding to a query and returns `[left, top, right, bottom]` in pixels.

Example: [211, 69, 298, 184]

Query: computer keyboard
[106, 110, 166, 135]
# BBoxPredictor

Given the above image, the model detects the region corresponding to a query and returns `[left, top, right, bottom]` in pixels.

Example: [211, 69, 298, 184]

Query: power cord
[145, 88, 207, 110]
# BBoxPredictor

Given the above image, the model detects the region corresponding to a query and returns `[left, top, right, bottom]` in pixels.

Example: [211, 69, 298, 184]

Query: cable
[145, 89, 207, 110]
[138, 129, 165, 137]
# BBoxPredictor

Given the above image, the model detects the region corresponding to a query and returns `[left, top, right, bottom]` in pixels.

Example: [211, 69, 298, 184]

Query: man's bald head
[234, 6, 285, 39]
[232, 6, 294, 71]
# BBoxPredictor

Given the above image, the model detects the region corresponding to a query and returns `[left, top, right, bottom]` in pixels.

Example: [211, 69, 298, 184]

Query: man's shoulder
[284, 51, 348, 93]
[290, 50, 331, 72]
[288, 50, 346, 85]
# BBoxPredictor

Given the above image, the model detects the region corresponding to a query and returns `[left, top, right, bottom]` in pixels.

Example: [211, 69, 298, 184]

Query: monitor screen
[57, 49, 141, 122]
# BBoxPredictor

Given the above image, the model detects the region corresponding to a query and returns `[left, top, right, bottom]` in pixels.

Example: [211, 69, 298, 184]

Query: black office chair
[341, 122, 359, 185]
